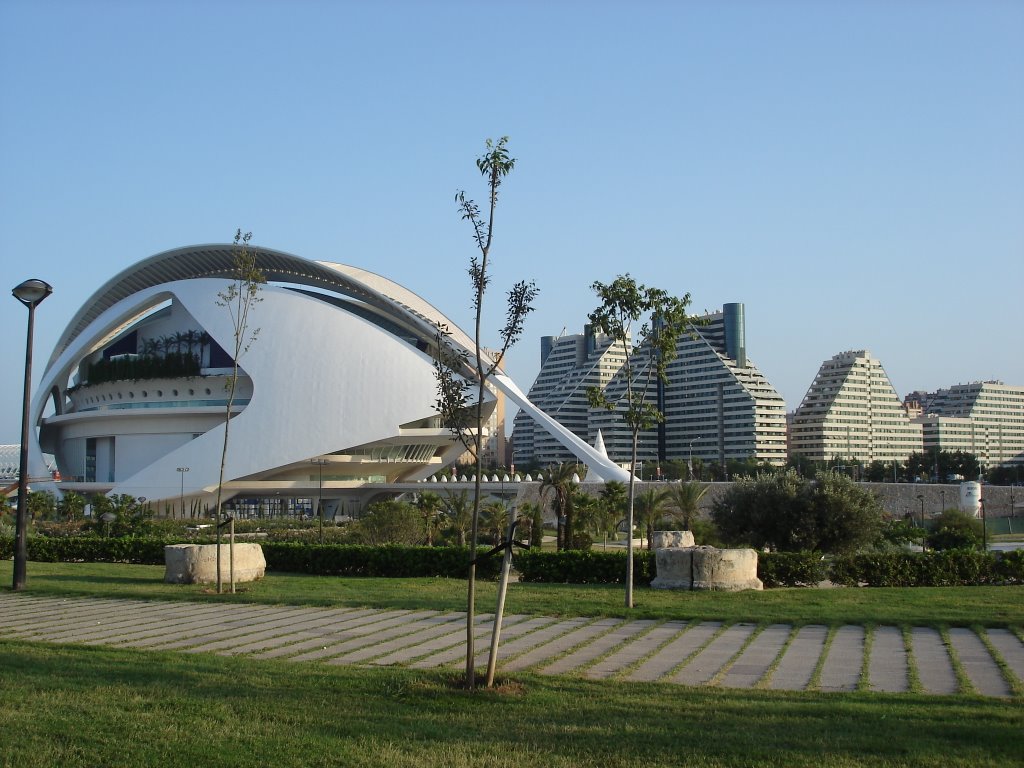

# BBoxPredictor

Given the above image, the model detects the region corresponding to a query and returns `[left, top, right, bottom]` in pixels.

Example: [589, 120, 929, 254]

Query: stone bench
[164, 543, 266, 585]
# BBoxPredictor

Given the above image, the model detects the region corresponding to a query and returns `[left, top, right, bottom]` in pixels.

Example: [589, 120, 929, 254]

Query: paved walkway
[2, 593, 1021, 698]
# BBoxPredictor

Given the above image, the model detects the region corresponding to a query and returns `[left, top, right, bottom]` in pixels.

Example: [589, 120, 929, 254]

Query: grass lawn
[3, 560, 1024, 627]
[1, 638, 1021, 768]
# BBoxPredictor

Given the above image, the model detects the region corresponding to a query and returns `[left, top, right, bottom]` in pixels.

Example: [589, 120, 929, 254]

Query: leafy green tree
[905, 450, 980, 483]
[926, 509, 983, 551]
[665, 481, 708, 530]
[587, 275, 696, 607]
[432, 137, 537, 689]
[214, 229, 265, 593]
[712, 469, 884, 554]
[353, 501, 422, 546]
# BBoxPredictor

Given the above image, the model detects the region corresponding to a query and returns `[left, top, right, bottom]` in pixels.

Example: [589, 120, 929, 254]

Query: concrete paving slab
[671, 623, 756, 686]
[136, 606, 323, 650]
[279, 611, 435, 662]
[191, 610, 441, 656]
[107, 606, 355, 649]
[7, 606, 163, 638]
[410, 615, 549, 669]
[1, 599, 177, 635]
[911, 627, 959, 695]
[31, 602, 223, 643]
[500, 618, 617, 672]
[324, 613, 471, 664]
[475, 618, 590, 670]
[121, 606, 315, 649]
[985, 629, 1024, 686]
[718, 624, 790, 689]
[949, 628, 1011, 698]
[249, 609, 389, 659]
[539, 620, 654, 676]
[584, 621, 683, 680]
[867, 625, 909, 693]
[768, 625, 826, 691]
[626, 622, 711, 683]
[817, 625, 864, 692]
[370, 613, 509, 666]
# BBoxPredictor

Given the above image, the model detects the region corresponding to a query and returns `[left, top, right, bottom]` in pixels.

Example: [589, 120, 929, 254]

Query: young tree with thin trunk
[587, 275, 695, 608]
[433, 137, 537, 689]
[214, 230, 264, 594]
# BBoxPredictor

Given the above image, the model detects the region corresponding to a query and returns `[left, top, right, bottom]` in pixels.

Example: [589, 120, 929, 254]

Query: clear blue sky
[2, 0, 1022, 443]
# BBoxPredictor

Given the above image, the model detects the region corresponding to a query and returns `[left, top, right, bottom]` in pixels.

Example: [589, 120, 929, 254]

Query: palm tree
[666, 480, 709, 531]
[441, 490, 472, 546]
[416, 491, 443, 546]
[540, 462, 578, 550]
[481, 501, 509, 545]
[634, 486, 670, 549]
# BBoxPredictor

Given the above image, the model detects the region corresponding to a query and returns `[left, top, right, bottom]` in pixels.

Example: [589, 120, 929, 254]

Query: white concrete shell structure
[29, 245, 627, 514]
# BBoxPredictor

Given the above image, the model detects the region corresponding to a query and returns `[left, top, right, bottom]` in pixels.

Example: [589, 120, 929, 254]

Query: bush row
[0, 537, 501, 580]
[515, 550, 655, 585]
[260, 543, 501, 579]
[3, 535, 1021, 587]
[516, 549, 1024, 588]
[0, 535, 171, 565]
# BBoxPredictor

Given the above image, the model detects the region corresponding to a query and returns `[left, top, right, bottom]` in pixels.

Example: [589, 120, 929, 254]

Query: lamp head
[12, 279, 53, 308]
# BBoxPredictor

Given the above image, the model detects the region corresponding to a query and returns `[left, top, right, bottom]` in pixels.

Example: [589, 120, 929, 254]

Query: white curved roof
[50, 244, 488, 375]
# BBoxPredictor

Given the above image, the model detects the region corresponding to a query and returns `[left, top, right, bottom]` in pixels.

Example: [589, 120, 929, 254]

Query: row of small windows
[80, 386, 215, 406]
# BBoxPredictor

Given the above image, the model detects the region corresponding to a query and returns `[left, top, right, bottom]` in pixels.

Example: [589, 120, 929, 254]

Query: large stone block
[652, 530, 695, 549]
[650, 545, 762, 592]
[164, 543, 266, 585]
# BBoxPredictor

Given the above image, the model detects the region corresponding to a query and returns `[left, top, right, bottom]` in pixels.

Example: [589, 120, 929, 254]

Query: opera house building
[29, 245, 625, 517]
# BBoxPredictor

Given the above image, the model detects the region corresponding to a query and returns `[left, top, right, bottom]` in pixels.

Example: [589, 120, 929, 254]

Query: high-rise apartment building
[910, 382, 1024, 469]
[789, 350, 922, 464]
[590, 303, 787, 467]
[511, 327, 629, 466]
[514, 303, 787, 469]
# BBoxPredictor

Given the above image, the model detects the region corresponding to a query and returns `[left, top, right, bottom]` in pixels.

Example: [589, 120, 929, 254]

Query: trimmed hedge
[0, 536, 501, 580]
[3, 535, 1022, 587]
[829, 550, 1024, 587]
[514, 548, 1024, 588]
[261, 543, 501, 579]
[0, 535, 171, 565]
[757, 552, 829, 588]
[514, 550, 655, 585]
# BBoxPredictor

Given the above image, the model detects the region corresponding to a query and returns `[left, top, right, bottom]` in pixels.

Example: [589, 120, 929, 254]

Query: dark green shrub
[926, 510, 983, 551]
[261, 543, 501, 579]
[827, 550, 1022, 587]
[758, 552, 828, 587]
[514, 550, 655, 585]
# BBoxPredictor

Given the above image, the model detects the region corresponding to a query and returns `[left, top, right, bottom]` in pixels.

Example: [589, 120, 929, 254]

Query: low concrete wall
[164, 543, 266, 585]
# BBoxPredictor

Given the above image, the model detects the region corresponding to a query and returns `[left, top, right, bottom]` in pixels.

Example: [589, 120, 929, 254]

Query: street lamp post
[311, 459, 329, 543]
[176, 467, 190, 519]
[980, 498, 988, 551]
[917, 493, 926, 552]
[12, 278, 53, 591]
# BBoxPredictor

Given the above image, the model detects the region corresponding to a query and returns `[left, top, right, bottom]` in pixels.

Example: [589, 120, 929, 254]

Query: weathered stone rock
[164, 543, 266, 585]
[650, 545, 762, 592]
[652, 530, 695, 549]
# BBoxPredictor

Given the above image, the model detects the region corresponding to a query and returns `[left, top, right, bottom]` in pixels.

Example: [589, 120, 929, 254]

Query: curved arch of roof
[49, 244, 493, 375]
